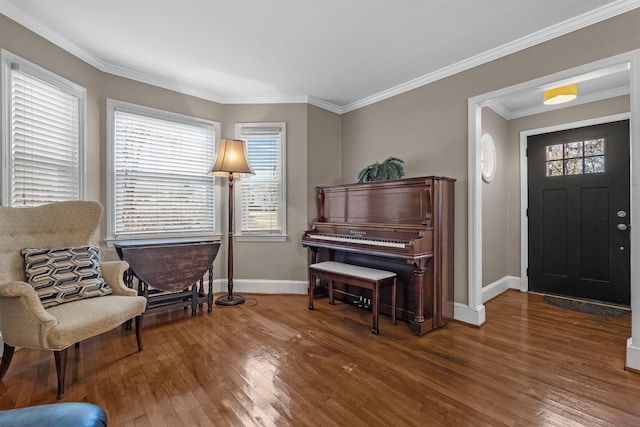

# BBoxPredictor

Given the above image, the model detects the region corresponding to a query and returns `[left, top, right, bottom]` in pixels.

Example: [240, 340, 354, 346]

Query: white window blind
[2, 51, 84, 207]
[236, 123, 286, 236]
[111, 105, 217, 239]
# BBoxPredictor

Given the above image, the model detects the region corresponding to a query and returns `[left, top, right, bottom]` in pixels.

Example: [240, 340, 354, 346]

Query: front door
[527, 120, 630, 305]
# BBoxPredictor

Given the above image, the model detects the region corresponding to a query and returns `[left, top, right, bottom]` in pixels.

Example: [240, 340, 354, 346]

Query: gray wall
[341, 9, 640, 303]
[0, 14, 337, 284]
[481, 109, 509, 286]
[2, 8, 640, 302]
[307, 105, 342, 223]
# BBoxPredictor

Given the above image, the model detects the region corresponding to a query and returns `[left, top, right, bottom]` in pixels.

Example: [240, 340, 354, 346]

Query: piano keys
[301, 176, 455, 335]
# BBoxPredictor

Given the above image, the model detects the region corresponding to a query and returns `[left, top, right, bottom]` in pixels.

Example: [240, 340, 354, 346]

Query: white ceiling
[1, 0, 637, 115]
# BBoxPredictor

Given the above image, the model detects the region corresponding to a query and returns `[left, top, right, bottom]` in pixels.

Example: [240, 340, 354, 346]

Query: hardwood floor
[1, 290, 639, 426]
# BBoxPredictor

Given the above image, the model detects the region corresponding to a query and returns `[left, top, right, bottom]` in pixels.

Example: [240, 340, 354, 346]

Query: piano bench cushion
[309, 261, 396, 282]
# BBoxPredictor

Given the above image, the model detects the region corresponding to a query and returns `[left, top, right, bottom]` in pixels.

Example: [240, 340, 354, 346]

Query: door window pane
[565, 158, 583, 175]
[545, 139, 606, 177]
[584, 138, 605, 156]
[546, 144, 563, 161]
[584, 156, 605, 173]
[547, 161, 563, 176]
[564, 142, 583, 159]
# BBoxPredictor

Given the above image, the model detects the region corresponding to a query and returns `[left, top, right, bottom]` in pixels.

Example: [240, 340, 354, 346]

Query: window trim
[1, 49, 87, 206]
[234, 122, 287, 242]
[105, 98, 221, 243]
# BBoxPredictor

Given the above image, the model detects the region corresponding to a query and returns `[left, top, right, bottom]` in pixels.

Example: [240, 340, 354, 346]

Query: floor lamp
[209, 139, 254, 306]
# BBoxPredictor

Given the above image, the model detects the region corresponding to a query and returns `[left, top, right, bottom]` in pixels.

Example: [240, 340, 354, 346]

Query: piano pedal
[353, 296, 372, 309]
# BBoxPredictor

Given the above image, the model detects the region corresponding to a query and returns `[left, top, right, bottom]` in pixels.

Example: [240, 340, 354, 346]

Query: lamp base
[215, 294, 245, 306]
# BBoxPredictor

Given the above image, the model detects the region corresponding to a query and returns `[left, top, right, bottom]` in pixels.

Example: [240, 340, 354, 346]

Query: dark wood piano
[301, 176, 455, 335]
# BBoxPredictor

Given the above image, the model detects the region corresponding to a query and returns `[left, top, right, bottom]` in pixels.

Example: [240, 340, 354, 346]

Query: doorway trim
[467, 49, 640, 370]
[519, 113, 631, 293]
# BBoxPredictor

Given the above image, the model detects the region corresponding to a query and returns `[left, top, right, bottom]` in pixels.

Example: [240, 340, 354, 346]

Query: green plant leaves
[357, 157, 404, 182]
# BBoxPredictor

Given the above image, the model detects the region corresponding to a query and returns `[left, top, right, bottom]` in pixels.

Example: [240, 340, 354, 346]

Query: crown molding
[489, 86, 630, 120]
[0, 0, 106, 70]
[509, 85, 631, 120]
[101, 62, 226, 105]
[307, 96, 342, 114]
[2, 0, 638, 114]
[486, 103, 513, 121]
[221, 95, 310, 105]
[341, 0, 640, 114]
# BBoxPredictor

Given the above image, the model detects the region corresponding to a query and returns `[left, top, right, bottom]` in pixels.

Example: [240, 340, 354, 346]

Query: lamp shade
[543, 83, 578, 105]
[208, 139, 255, 177]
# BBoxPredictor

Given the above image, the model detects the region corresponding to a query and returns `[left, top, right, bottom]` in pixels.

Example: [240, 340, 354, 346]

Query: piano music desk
[308, 261, 396, 334]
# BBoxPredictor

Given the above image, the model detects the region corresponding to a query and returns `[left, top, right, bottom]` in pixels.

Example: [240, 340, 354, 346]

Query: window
[545, 138, 605, 177]
[1, 50, 85, 206]
[235, 123, 286, 240]
[106, 99, 219, 241]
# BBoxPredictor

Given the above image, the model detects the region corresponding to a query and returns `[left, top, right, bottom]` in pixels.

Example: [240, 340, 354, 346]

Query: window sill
[235, 234, 288, 242]
[105, 234, 222, 247]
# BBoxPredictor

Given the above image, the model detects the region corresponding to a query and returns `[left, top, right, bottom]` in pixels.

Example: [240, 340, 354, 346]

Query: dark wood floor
[1, 290, 639, 426]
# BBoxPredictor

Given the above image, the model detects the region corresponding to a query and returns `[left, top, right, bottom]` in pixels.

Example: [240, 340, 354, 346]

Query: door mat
[543, 295, 631, 317]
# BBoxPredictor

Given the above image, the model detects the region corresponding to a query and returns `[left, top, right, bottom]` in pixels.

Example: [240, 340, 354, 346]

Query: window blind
[9, 65, 80, 206]
[113, 110, 215, 238]
[238, 126, 283, 234]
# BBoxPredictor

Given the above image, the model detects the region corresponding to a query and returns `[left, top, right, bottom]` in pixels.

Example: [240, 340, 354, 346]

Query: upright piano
[301, 176, 455, 335]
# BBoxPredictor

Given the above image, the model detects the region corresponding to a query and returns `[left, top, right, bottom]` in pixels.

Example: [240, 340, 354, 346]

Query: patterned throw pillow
[22, 245, 112, 308]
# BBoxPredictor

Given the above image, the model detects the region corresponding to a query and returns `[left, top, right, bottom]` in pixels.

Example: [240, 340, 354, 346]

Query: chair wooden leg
[54, 348, 68, 399]
[135, 314, 143, 351]
[0, 344, 15, 380]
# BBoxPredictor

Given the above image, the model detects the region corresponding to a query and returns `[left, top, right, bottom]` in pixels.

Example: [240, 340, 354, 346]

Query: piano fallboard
[302, 222, 433, 261]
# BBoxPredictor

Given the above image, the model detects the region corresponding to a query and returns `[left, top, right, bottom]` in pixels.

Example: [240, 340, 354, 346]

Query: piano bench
[308, 261, 397, 334]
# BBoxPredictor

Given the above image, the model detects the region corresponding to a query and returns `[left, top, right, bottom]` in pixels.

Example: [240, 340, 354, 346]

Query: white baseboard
[212, 278, 308, 295]
[626, 338, 640, 371]
[482, 275, 521, 303]
[452, 276, 521, 327]
[454, 302, 486, 326]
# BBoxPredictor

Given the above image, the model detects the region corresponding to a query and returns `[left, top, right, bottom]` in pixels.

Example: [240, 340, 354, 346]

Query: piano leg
[409, 262, 434, 336]
[308, 272, 315, 310]
[308, 248, 319, 310]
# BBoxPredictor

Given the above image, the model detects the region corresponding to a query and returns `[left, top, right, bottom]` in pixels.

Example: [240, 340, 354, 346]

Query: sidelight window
[545, 138, 605, 177]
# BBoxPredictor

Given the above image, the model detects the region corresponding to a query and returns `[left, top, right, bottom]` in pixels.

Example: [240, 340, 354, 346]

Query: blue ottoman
[0, 402, 107, 426]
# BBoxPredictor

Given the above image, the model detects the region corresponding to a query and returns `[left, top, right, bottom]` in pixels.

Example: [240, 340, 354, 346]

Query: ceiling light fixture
[543, 83, 578, 105]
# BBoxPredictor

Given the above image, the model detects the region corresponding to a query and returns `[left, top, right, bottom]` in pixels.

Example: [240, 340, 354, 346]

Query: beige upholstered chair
[0, 201, 147, 398]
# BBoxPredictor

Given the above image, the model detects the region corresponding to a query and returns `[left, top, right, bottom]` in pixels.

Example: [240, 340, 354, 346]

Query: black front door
[527, 120, 630, 305]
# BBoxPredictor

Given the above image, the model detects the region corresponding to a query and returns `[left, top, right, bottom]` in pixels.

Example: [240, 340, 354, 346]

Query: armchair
[0, 201, 147, 399]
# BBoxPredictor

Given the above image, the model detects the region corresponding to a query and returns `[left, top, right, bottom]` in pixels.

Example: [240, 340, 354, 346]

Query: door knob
[617, 223, 628, 231]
